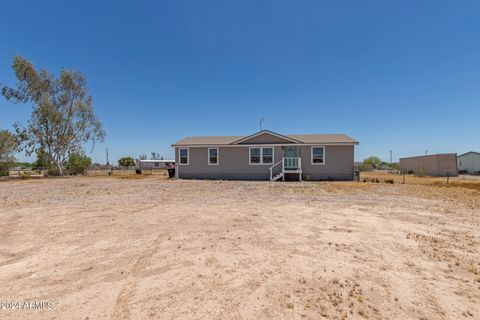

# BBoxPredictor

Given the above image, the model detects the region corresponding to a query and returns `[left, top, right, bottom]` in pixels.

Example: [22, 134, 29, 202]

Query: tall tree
[1, 56, 105, 175]
[151, 152, 161, 160]
[0, 130, 18, 176]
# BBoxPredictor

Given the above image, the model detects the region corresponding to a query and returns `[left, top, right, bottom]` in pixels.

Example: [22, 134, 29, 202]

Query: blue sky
[1, 0, 479, 163]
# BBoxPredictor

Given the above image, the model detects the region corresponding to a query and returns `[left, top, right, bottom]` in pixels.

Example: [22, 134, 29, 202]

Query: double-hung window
[250, 148, 261, 164]
[208, 148, 219, 165]
[249, 147, 273, 165]
[262, 148, 273, 164]
[311, 146, 325, 164]
[179, 148, 189, 165]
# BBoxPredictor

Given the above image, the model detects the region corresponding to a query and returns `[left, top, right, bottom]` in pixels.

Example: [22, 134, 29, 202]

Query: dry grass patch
[282, 182, 376, 197]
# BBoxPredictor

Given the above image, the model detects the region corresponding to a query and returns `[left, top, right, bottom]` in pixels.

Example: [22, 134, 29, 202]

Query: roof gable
[231, 130, 301, 145]
[458, 151, 480, 158]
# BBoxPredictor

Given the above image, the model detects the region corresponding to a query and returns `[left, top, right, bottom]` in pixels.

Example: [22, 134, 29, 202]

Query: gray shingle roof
[172, 131, 358, 146]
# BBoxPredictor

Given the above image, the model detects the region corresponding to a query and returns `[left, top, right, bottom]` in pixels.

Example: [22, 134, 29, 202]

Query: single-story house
[457, 151, 480, 174]
[171, 130, 359, 181]
[399, 153, 458, 177]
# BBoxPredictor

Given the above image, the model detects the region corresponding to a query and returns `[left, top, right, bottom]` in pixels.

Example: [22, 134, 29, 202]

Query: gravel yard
[0, 176, 479, 319]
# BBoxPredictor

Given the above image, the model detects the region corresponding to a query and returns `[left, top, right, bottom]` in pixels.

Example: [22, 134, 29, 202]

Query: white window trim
[311, 146, 326, 165]
[249, 146, 274, 165]
[208, 147, 219, 166]
[179, 148, 189, 165]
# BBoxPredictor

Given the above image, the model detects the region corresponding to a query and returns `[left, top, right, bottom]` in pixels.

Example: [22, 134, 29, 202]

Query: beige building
[400, 153, 458, 177]
[172, 130, 359, 181]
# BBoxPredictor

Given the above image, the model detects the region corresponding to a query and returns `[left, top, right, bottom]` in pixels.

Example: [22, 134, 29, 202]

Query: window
[311, 146, 325, 164]
[262, 147, 273, 164]
[208, 148, 219, 165]
[250, 147, 274, 165]
[250, 148, 261, 164]
[179, 148, 189, 165]
[154, 162, 159, 167]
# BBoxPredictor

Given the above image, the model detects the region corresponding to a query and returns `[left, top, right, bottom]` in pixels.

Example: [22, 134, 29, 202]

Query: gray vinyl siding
[299, 145, 354, 181]
[176, 145, 355, 181]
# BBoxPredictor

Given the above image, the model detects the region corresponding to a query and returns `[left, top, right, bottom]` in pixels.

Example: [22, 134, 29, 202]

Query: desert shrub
[384, 179, 394, 184]
[118, 157, 135, 168]
[385, 163, 400, 170]
[19, 171, 31, 179]
[362, 156, 382, 170]
[0, 162, 13, 176]
[64, 152, 92, 175]
[359, 163, 373, 172]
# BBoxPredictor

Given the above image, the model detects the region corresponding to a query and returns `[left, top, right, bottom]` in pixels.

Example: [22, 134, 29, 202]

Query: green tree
[1, 55, 105, 175]
[0, 130, 18, 176]
[361, 156, 382, 171]
[64, 152, 92, 175]
[118, 157, 135, 168]
[33, 149, 51, 169]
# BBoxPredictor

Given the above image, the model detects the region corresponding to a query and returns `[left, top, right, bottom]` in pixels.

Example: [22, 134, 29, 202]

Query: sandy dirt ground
[0, 176, 479, 320]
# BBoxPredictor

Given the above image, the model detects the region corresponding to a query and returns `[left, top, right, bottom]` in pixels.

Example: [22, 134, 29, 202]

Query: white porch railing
[283, 157, 301, 171]
[269, 160, 283, 181]
[270, 157, 302, 181]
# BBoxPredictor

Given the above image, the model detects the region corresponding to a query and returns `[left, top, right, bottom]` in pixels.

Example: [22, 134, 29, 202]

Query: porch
[269, 146, 302, 181]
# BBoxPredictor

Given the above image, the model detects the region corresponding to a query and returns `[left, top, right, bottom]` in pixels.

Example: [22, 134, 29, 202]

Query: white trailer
[135, 159, 175, 170]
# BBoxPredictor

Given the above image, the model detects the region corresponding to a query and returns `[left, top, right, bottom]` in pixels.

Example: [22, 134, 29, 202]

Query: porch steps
[269, 157, 303, 182]
[271, 172, 283, 181]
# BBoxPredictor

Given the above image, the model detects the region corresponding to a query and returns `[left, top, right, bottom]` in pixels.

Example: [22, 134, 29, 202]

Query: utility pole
[389, 150, 392, 163]
[106, 148, 109, 165]
[259, 118, 264, 131]
[425, 150, 428, 156]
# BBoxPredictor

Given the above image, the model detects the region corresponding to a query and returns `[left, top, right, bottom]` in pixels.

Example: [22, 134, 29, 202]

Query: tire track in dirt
[111, 233, 166, 320]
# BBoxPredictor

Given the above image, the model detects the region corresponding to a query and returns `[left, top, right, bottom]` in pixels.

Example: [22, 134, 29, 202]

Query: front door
[284, 146, 298, 158]
[283, 146, 300, 170]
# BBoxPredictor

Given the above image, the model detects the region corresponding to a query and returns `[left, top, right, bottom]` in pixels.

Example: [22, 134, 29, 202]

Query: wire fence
[86, 167, 169, 177]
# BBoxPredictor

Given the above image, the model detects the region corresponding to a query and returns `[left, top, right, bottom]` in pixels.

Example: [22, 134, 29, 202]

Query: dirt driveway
[0, 177, 479, 319]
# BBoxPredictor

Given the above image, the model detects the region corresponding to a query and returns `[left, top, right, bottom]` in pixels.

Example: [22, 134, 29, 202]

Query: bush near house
[118, 157, 135, 168]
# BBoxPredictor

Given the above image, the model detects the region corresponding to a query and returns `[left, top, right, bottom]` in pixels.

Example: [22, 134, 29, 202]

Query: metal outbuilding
[400, 153, 458, 177]
[457, 151, 480, 174]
